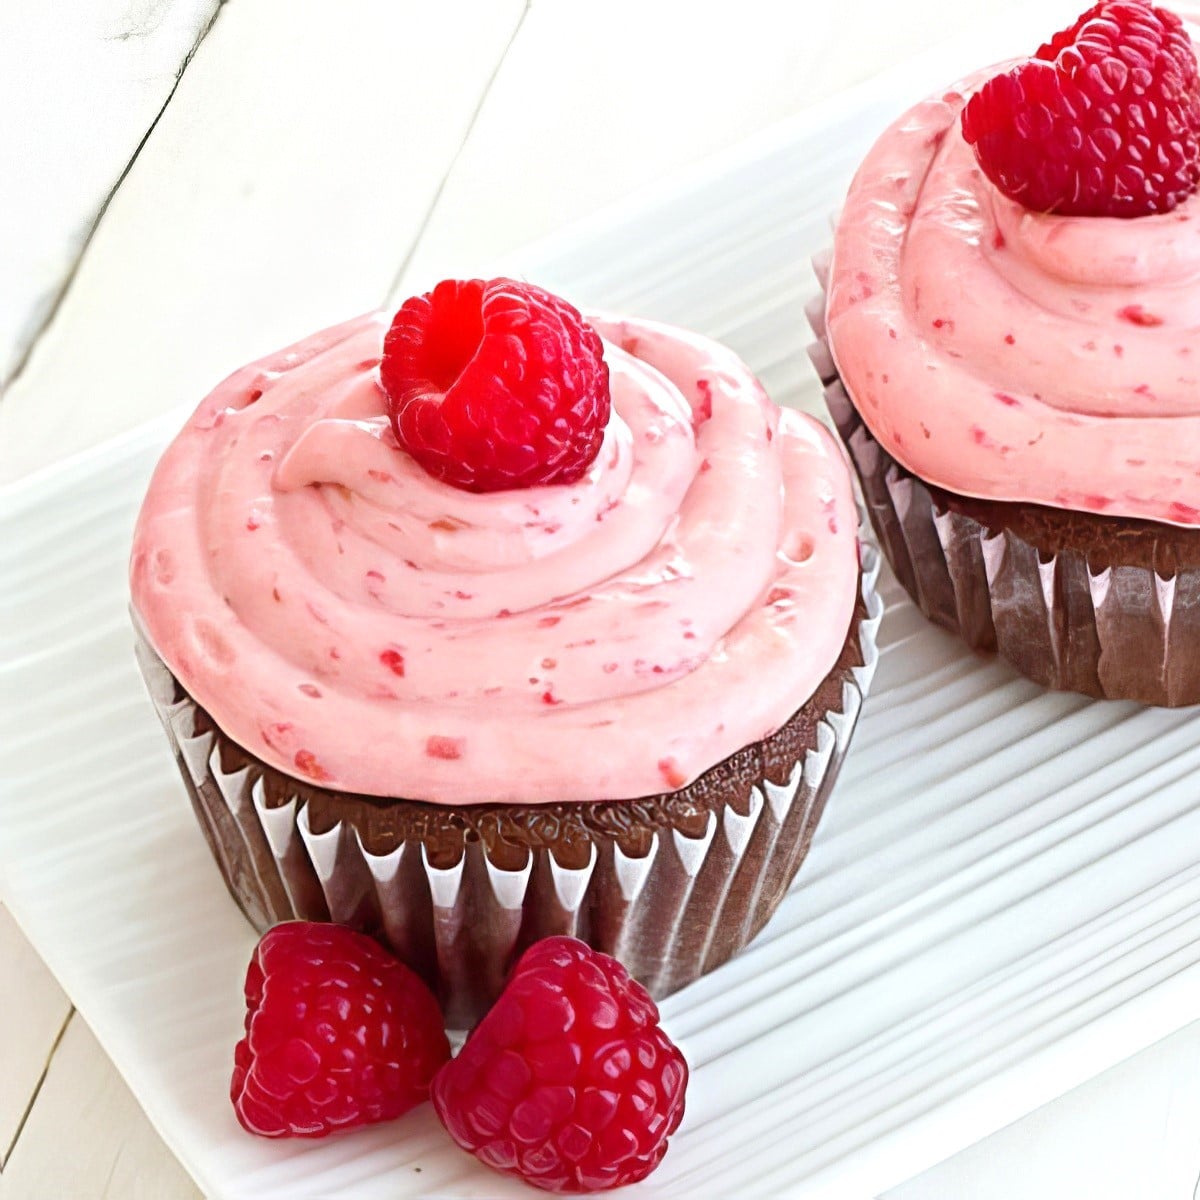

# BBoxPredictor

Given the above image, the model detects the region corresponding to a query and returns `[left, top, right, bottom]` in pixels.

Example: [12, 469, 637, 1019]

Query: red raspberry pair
[231, 925, 688, 1193]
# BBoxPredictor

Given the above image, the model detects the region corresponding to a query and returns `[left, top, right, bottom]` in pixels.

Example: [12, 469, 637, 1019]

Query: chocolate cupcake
[131, 278, 880, 1024]
[817, 1, 1200, 706]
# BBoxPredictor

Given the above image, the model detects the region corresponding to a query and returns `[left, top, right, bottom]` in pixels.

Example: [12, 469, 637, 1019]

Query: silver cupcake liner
[135, 547, 880, 1025]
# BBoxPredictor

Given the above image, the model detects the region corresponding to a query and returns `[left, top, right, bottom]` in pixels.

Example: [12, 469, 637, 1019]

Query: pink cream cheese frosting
[131, 313, 860, 805]
[827, 68, 1200, 528]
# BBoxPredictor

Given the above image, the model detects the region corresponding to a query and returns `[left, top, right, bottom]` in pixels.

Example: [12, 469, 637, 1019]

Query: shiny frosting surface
[827, 68, 1200, 527]
[131, 313, 859, 804]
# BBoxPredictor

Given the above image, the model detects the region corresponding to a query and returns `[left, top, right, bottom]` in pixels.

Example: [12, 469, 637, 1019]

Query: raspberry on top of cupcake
[826, 0, 1200, 528]
[131, 277, 860, 804]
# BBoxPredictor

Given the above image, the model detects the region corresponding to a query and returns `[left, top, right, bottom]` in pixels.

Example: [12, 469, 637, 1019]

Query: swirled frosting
[131, 313, 859, 804]
[827, 68, 1200, 527]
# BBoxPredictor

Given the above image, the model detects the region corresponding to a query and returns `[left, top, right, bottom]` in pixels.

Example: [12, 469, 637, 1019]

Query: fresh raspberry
[380, 278, 610, 493]
[431, 937, 687, 1193]
[961, 0, 1200, 217]
[231, 922, 449, 1138]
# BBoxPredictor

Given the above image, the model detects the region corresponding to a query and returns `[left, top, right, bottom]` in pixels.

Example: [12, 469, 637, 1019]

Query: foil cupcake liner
[135, 546, 880, 1026]
[809, 254, 1200, 706]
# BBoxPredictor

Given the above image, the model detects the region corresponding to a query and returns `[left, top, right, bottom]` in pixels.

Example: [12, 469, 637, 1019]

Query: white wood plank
[398, 0, 993, 295]
[0, 0, 525, 484]
[0, 1013, 200, 1200]
[0, 0, 220, 386]
[0, 905, 71, 1169]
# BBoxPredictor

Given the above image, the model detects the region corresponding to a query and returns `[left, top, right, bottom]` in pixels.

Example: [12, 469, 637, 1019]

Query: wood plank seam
[2, 2, 226, 397]
[384, 0, 533, 303]
[0, 1005, 73, 1173]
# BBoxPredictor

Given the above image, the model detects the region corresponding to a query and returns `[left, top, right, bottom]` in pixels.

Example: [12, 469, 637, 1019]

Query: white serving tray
[6, 27, 1200, 1200]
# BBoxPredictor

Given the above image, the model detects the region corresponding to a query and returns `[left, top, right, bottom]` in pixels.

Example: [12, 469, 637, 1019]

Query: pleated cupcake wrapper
[809, 250, 1200, 706]
[134, 543, 880, 1026]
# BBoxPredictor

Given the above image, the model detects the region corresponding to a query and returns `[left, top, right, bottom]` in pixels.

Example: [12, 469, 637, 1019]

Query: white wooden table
[5, 3, 1200, 1196]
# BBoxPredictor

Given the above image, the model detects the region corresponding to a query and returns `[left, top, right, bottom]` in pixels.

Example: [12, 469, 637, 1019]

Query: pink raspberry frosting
[827, 69, 1200, 527]
[131, 312, 860, 804]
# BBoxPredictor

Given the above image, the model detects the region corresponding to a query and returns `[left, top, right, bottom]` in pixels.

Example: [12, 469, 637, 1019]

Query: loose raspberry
[432, 937, 687, 1193]
[961, 0, 1200, 217]
[231, 922, 449, 1138]
[381, 278, 610, 493]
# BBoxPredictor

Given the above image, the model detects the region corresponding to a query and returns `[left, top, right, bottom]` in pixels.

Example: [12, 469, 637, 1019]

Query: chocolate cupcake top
[826, 2, 1200, 528]
[131, 282, 859, 805]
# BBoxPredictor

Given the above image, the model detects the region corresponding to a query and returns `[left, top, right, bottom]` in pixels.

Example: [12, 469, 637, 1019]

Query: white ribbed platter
[6, 28, 1200, 1200]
